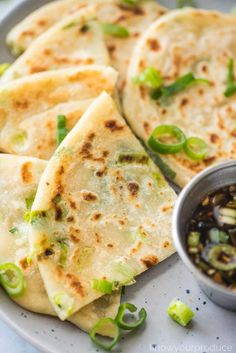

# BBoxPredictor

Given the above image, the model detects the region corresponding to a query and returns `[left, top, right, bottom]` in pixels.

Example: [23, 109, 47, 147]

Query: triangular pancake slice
[0, 65, 117, 155]
[1, 6, 110, 82]
[29, 92, 176, 320]
[0, 154, 120, 335]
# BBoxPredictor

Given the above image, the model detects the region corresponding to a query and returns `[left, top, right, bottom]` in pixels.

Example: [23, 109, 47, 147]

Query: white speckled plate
[0, 1, 235, 353]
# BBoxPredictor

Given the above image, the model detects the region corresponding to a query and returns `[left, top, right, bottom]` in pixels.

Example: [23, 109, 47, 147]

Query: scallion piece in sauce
[101, 23, 130, 38]
[167, 299, 194, 327]
[0, 263, 25, 298]
[115, 302, 147, 330]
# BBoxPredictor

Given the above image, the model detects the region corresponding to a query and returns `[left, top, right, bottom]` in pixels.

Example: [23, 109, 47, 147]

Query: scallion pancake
[6, 0, 167, 90]
[1, 6, 110, 82]
[0, 65, 117, 156]
[123, 9, 236, 187]
[0, 154, 120, 336]
[29, 92, 176, 320]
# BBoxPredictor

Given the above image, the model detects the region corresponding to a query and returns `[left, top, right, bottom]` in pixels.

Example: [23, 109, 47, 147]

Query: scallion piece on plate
[115, 302, 147, 330]
[133, 67, 163, 88]
[90, 318, 120, 351]
[0, 263, 25, 298]
[167, 299, 195, 327]
[0, 63, 10, 77]
[184, 137, 208, 160]
[24, 210, 47, 224]
[101, 23, 130, 38]
[93, 279, 113, 294]
[224, 58, 236, 97]
[121, 0, 139, 5]
[208, 244, 236, 271]
[148, 125, 186, 154]
[57, 115, 68, 146]
[188, 231, 200, 247]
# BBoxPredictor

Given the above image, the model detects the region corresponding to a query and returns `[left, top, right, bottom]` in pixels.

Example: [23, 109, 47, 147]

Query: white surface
[0, 1, 235, 353]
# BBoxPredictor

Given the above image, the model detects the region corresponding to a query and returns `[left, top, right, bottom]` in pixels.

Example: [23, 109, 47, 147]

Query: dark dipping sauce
[186, 184, 236, 291]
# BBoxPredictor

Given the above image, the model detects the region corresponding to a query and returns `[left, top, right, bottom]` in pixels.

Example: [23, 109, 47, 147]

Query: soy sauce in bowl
[186, 184, 236, 291]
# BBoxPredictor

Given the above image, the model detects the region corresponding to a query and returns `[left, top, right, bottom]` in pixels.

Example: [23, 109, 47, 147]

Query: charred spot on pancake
[204, 156, 216, 165]
[95, 167, 107, 177]
[118, 153, 149, 165]
[88, 132, 96, 141]
[105, 120, 124, 132]
[44, 248, 54, 257]
[92, 212, 102, 221]
[19, 257, 30, 270]
[163, 240, 170, 248]
[37, 19, 47, 27]
[141, 255, 159, 268]
[130, 241, 142, 254]
[147, 38, 160, 51]
[80, 24, 90, 33]
[143, 122, 151, 134]
[95, 232, 101, 243]
[14, 100, 29, 110]
[139, 86, 147, 99]
[118, 4, 144, 15]
[69, 226, 80, 243]
[66, 273, 84, 296]
[127, 181, 139, 197]
[107, 243, 114, 248]
[21, 162, 33, 184]
[80, 141, 92, 159]
[54, 205, 63, 221]
[108, 45, 116, 55]
[210, 133, 219, 143]
[66, 216, 74, 223]
[180, 98, 189, 107]
[22, 30, 35, 37]
[81, 190, 98, 202]
[161, 204, 173, 213]
[30, 66, 48, 74]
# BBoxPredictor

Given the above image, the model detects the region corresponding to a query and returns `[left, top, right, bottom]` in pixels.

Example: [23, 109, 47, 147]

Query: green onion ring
[115, 302, 147, 330]
[184, 137, 208, 160]
[0, 263, 25, 298]
[89, 318, 120, 351]
[148, 125, 186, 154]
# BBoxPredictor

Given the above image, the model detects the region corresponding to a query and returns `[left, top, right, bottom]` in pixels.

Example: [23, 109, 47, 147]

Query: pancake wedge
[123, 9, 236, 187]
[0, 65, 117, 156]
[29, 92, 176, 320]
[1, 6, 110, 82]
[6, 0, 167, 90]
[0, 154, 120, 335]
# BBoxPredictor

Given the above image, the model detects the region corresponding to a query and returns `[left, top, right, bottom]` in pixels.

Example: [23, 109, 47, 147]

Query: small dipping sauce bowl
[172, 160, 236, 311]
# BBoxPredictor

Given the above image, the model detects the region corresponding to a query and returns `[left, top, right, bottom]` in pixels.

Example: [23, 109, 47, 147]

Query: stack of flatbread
[1, 0, 235, 344]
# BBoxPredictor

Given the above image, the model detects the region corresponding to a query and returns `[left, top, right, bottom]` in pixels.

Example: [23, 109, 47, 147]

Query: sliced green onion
[0, 63, 11, 77]
[53, 292, 74, 319]
[101, 23, 130, 38]
[58, 240, 69, 266]
[9, 227, 19, 235]
[111, 262, 135, 286]
[148, 125, 186, 154]
[151, 73, 210, 102]
[147, 150, 176, 180]
[57, 115, 68, 146]
[133, 67, 163, 89]
[90, 318, 120, 351]
[121, 0, 139, 5]
[167, 299, 194, 327]
[208, 244, 236, 271]
[184, 137, 208, 160]
[0, 263, 25, 298]
[176, 0, 196, 8]
[25, 194, 36, 210]
[93, 279, 113, 294]
[224, 58, 236, 97]
[24, 210, 47, 224]
[187, 231, 200, 247]
[115, 302, 147, 330]
[208, 228, 229, 244]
